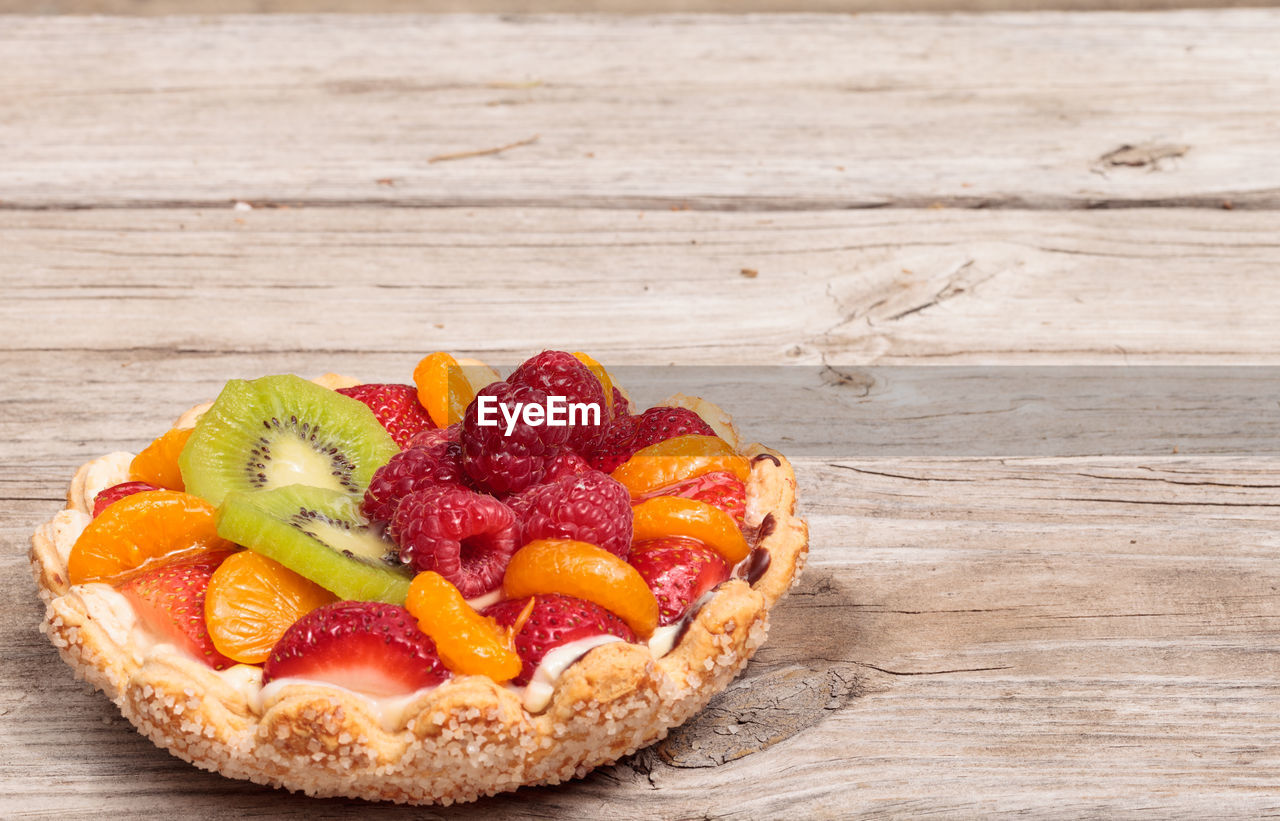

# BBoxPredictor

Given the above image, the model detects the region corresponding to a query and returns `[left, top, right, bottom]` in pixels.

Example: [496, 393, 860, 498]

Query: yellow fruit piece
[205, 550, 337, 664]
[631, 496, 751, 564]
[67, 490, 232, 585]
[454, 358, 503, 394]
[413, 352, 476, 428]
[610, 435, 750, 499]
[503, 539, 659, 638]
[406, 571, 522, 682]
[130, 427, 193, 491]
[572, 351, 614, 412]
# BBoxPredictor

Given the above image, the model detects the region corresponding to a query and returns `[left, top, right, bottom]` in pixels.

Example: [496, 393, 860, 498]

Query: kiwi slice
[217, 485, 411, 603]
[179, 374, 398, 506]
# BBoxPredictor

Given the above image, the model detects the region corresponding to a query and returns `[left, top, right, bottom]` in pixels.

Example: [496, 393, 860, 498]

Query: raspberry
[408, 423, 460, 449]
[507, 351, 607, 456]
[541, 448, 592, 483]
[509, 469, 633, 559]
[389, 484, 519, 598]
[461, 381, 570, 495]
[361, 440, 468, 523]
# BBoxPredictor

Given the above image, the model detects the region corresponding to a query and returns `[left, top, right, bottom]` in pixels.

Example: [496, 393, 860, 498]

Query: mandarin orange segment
[413, 352, 476, 428]
[571, 352, 614, 413]
[205, 550, 337, 664]
[67, 490, 233, 585]
[129, 427, 193, 491]
[631, 496, 751, 564]
[610, 434, 750, 499]
[406, 571, 522, 682]
[503, 539, 659, 638]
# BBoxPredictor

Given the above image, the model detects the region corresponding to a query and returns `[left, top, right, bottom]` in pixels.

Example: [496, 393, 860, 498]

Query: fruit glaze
[30, 351, 807, 804]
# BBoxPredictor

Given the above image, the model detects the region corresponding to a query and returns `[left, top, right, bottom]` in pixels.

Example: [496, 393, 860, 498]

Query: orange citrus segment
[572, 352, 614, 413]
[503, 539, 659, 638]
[631, 496, 751, 564]
[205, 550, 337, 664]
[130, 427, 193, 491]
[413, 352, 476, 428]
[610, 435, 750, 499]
[67, 490, 233, 585]
[406, 571, 522, 682]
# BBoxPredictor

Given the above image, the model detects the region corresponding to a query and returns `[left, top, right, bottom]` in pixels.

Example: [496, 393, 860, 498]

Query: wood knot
[652, 664, 864, 768]
[1095, 142, 1189, 171]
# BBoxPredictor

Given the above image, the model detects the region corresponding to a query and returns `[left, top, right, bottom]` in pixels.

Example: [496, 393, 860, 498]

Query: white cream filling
[64, 582, 620, 726]
[647, 590, 717, 658]
[49, 509, 91, 566]
[72, 583, 193, 666]
[254, 677, 432, 732]
[464, 588, 504, 610]
[646, 624, 683, 659]
[520, 634, 623, 714]
[54, 509, 699, 726]
[80, 452, 135, 512]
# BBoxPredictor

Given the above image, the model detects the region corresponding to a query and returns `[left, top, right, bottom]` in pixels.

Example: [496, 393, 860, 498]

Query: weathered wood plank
[6, 456, 1280, 818]
[3, 207, 1280, 365]
[3, 0, 1276, 14]
[1, 13, 1278, 209]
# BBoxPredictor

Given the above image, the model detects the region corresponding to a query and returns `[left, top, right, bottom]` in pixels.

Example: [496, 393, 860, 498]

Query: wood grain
[4, 12, 1280, 819]
[4, 207, 1280, 365]
[1, 13, 1279, 210]
[4, 204, 1280, 817]
[4, 0, 1277, 14]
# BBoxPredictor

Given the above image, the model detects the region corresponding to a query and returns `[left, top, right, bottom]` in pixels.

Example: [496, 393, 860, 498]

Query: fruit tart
[29, 351, 807, 804]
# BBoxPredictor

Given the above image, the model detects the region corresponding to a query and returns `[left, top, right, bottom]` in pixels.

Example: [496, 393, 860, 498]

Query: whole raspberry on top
[507, 350, 607, 457]
[407, 423, 460, 449]
[361, 439, 468, 524]
[508, 469, 633, 559]
[390, 484, 519, 598]
[461, 381, 570, 496]
[540, 448, 592, 483]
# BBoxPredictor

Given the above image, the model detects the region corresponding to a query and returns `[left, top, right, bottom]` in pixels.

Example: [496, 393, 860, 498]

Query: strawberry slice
[92, 481, 162, 518]
[336, 383, 435, 449]
[589, 406, 715, 474]
[483, 594, 635, 686]
[589, 413, 640, 474]
[262, 601, 450, 696]
[640, 470, 746, 528]
[628, 536, 731, 626]
[118, 551, 237, 670]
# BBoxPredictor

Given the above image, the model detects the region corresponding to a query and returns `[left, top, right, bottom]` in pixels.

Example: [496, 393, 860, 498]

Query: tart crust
[30, 426, 806, 804]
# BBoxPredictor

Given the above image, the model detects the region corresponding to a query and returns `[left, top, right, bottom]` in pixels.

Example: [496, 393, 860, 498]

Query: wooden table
[4, 11, 1280, 818]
